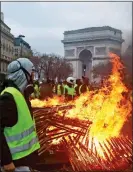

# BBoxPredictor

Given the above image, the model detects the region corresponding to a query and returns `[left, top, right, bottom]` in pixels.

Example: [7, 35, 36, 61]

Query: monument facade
[62, 26, 124, 82]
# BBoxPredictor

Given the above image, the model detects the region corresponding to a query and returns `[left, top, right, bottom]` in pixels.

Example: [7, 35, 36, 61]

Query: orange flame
[66, 53, 132, 140]
[32, 53, 132, 157]
[31, 96, 65, 107]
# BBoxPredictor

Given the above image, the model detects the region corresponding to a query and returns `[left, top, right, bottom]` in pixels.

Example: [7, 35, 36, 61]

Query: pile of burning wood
[63, 136, 132, 171]
[33, 105, 92, 154]
[33, 105, 132, 171]
[32, 52, 133, 172]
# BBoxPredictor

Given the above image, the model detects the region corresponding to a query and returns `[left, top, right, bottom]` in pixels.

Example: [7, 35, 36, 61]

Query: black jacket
[0, 81, 39, 168]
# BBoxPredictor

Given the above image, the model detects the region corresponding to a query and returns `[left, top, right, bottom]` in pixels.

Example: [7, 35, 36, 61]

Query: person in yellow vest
[75, 79, 82, 96]
[51, 80, 57, 96]
[56, 81, 64, 96]
[0, 58, 40, 172]
[79, 76, 90, 95]
[52, 81, 56, 95]
[31, 80, 40, 99]
[64, 77, 76, 101]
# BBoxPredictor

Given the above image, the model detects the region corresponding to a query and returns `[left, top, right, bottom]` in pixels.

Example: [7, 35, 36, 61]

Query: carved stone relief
[65, 49, 75, 57]
[95, 47, 106, 55]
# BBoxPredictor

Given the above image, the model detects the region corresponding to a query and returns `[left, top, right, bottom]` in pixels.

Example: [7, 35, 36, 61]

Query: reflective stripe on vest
[1, 87, 40, 160]
[10, 136, 38, 154]
[5, 125, 35, 142]
[79, 85, 89, 95]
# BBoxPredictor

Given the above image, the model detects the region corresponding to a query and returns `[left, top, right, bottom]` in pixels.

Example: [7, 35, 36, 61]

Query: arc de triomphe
[62, 26, 124, 82]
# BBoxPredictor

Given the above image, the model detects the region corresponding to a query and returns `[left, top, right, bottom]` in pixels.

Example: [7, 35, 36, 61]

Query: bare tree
[59, 59, 73, 80]
[49, 56, 73, 81]
[49, 55, 61, 80]
[30, 49, 43, 79]
[30, 52, 73, 81]
[32, 49, 41, 57]
[40, 54, 55, 81]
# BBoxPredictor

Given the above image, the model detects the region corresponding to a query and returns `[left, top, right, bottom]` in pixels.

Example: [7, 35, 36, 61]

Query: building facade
[14, 37, 32, 58]
[0, 12, 14, 79]
[62, 26, 124, 82]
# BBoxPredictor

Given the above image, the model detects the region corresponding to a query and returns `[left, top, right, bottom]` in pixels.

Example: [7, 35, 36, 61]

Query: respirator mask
[10, 60, 35, 95]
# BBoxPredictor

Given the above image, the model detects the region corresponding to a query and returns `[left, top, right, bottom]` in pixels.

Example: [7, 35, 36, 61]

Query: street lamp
[83, 64, 86, 76]
[18, 35, 25, 57]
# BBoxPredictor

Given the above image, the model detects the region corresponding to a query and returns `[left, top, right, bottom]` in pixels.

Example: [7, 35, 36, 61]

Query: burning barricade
[31, 53, 132, 171]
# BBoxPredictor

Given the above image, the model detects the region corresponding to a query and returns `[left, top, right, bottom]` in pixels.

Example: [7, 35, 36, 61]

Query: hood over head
[7, 58, 34, 92]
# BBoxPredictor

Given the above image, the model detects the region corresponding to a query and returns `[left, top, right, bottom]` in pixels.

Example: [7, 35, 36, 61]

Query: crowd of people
[31, 75, 92, 101]
[31, 74, 133, 104]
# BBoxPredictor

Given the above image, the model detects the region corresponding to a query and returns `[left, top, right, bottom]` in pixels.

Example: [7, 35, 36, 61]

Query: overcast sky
[1, 2, 132, 55]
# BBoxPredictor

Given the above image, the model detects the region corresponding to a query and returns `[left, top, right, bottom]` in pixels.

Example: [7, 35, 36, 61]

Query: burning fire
[31, 96, 65, 107]
[32, 53, 132, 169]
[32, 53, 132, 139]
[83, 53, 131, 140]
[66, 53, 132, 159]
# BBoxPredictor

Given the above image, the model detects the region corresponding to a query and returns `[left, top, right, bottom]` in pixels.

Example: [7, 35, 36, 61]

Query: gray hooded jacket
[7, 58, 34, 93]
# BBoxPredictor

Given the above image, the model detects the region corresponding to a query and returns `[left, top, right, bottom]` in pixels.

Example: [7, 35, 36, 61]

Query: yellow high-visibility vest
[1, 87, 40, 160]
[57, 84, 62, 95]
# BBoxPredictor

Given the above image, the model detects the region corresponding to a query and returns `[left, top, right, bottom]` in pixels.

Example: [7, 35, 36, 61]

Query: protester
[79, 76, 90, 95]
[75, 79, 82, 96]
[51, 80, 56, 95]
[64, 77, 76, 101]
[56, 81, 64, 96]
[0, 58, 40, 172]
[31, 79, 40, 99]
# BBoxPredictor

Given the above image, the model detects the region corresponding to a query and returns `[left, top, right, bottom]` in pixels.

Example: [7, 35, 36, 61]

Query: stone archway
[79, 49, 92, 78]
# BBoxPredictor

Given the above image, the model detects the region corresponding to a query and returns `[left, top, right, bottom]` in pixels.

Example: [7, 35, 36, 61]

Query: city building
[62, 26, 124, 82]
[14, 37, 32, 58]
[0, 12, 14, 80]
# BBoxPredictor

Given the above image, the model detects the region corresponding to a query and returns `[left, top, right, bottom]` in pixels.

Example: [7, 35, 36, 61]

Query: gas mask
[10, 60, 35, 96]
[16, 60, 35, 85]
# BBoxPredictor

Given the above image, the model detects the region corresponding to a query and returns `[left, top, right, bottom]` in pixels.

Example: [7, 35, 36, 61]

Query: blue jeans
[1, 166, 31, 172]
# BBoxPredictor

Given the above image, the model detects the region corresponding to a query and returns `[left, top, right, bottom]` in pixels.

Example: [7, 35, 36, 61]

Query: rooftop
[14, 37, 31, 49]
[62, 36, 124, 44]
[0, 19, 11, 30]
[64, 26, 122, 35]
